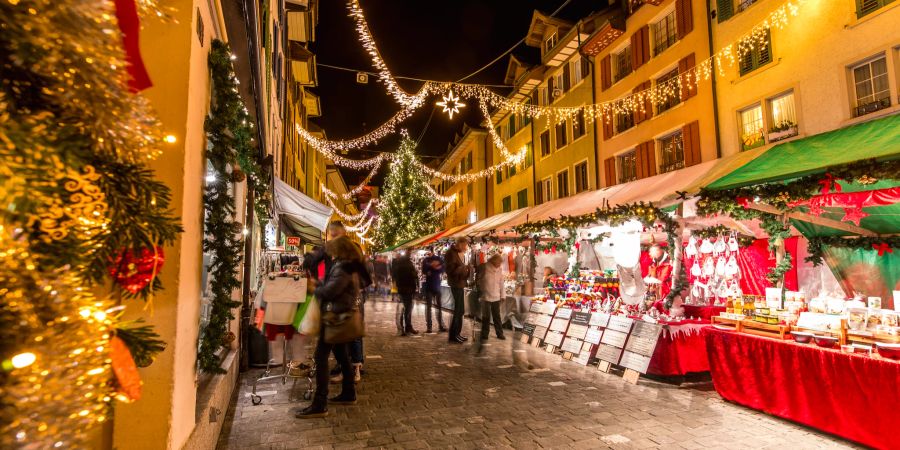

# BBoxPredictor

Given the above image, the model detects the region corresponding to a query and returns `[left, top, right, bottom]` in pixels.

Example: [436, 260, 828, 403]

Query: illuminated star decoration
[436, 89, 466, 119]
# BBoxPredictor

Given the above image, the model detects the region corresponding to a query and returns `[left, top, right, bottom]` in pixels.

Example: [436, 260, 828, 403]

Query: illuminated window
[652, 10, 678, 55]
[655, 68, 681, 114]
[618, 151, 637, 183]
[767, 91, 798, 141]
[658, 130, 685, 174]
[738, 104, 765, 151]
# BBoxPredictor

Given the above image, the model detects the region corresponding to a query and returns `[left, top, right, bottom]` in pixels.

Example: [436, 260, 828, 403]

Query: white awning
[274, 177, 333, 244]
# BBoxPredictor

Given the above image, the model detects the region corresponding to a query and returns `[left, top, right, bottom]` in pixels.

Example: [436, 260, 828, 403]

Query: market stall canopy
[447, 209, 531, 238]
[274, 177, 333, 245]
[494, 158, 724, 234]
[419, 223, 473, 247]
[396, 227, 446, 250]
[708, 113, 900, 190]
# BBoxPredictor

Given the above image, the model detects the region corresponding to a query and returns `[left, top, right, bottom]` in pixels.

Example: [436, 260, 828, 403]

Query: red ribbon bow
[873, 243, 893, 257]
[735, 196, 751, 209]
[818, 173, 842, 196]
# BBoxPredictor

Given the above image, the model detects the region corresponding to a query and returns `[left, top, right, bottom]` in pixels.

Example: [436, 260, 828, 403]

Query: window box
[854, 96, 892, 117]
[767, 123, 798, 143]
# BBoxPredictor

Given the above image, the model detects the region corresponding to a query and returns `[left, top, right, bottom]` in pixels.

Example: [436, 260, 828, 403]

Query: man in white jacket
[477, 253, 506, 341]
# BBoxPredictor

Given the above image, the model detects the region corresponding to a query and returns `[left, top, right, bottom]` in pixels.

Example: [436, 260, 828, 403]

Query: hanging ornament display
[436, 89, 466, 119]
[108, 247, 166, 295]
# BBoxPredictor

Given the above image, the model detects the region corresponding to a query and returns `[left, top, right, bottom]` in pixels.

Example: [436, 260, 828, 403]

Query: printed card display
[549, 317, 570, 332]
[541, 302, 558, 315]
[571, 312, 591, 326]
[529, 301, 545, 314]
[555, 308, 573, 319]
[522, 323, 537, 337]
[607, 316, 634, 334]
[544, 331, 564, 347]
[624, 322, 663, 357]
[560, 337, 583, 354]
[589, 312, 611, 328]
[619, 351, 653, 373]
[600, 329, 629, 348]
[532, 325, 549, 342]
[566, 324, 588, 340]
[596, 343, 623, 364]
[584, 327, 603, 344]
[536, 315, 553, 328]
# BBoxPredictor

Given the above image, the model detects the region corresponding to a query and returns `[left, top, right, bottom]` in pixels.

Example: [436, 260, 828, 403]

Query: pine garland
[806, 235, 900, 266]
[115, 320, 167, 368]
[372, 136, 441, 250]
[198, 40, 262, 373]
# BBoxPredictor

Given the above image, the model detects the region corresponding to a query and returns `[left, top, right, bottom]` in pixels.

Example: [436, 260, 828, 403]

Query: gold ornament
[857, 175, 877, 185]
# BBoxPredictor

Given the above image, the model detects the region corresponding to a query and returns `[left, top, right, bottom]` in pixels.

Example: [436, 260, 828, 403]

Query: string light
[326, 196, 375, 222]
[436, 89, 465, 119]
[320, 155, 386, 200]
[426, 184, 458, 203]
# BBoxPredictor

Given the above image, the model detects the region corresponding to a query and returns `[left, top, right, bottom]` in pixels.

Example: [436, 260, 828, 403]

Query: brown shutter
[636, 140, 657, 179]
[676, 0, 694, 38]
[630, 31, 641, 70]
[535, 180, 543, 205]
[640, 26, 650, 67]
[604, 157, 617, 186]
[633, 84, 645, 124]
[600, 55, 612, 91]
[682, 121, 702, 167]
[602, 116, 614, 140]
[678, 53, 697, 101]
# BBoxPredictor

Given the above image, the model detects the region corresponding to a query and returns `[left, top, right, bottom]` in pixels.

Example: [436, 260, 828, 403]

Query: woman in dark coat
[296, 236, 366, 419]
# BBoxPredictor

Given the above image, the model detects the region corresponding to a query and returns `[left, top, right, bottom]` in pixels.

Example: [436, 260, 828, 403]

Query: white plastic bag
[299, 296, 320, 336]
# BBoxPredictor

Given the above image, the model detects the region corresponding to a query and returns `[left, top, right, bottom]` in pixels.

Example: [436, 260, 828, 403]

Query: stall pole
[240, 179, 255, 372]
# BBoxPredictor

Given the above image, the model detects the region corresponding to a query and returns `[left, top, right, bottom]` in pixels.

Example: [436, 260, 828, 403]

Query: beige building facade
[433, 126, 489, 229]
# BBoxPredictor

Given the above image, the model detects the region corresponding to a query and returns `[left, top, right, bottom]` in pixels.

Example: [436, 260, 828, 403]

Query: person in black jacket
[296, 236, 366, 419]
[391, 253, 420, 336]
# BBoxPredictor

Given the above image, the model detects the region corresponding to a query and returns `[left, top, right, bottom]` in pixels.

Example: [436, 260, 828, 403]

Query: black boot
[295, 400, 328, 418]
[329, 384, 357, 405]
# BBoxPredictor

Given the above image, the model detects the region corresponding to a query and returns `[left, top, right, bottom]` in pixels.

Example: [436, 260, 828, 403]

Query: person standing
[420, 250, 446, 333]
[296, 236, 364, 419]
[478, 254, 506, 341]
[391, 252, 419, 336]
[444, 237, 471, 344]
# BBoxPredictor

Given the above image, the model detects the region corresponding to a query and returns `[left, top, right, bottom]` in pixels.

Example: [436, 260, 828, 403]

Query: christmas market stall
[694, 113, 900, 449]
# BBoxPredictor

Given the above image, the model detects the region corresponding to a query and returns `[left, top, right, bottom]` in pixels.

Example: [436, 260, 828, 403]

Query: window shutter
[682, 121, 702, 167]
[535, 181, 543, 205]
[717, 0, 733, 23]
[636, 140, 657, 179]
[602, 116, 614, 140]
[640, 26, 650, 67]
[678, 53, 697, 101]
[600, 55, 612, 91]
[676, 0, 693, 38]
[630, 31, 641, 69]
[632, 84, 645, 124]
[604, 157, 616, 186]
[562, 63, 571, 92]
[581, 56, 591, 78]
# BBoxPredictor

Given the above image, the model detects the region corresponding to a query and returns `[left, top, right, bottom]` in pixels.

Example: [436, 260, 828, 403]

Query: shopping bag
[298, 295, 320, 336]
[291, 294, 314, 330]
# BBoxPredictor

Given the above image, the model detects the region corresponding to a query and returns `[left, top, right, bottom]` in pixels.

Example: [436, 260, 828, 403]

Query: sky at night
[309, 0, 606, 187]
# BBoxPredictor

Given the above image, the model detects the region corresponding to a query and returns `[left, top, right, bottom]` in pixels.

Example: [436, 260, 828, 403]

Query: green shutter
[496, 169, 502, 184]
[717, 0, 733, 22]
[857, 0, 895, 18]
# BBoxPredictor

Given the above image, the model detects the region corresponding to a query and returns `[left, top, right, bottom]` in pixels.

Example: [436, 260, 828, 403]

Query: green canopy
[708, 113, 900, 190]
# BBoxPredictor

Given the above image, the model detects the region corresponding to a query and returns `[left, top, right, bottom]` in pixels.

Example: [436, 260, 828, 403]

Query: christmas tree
[373, 137, 441, 249]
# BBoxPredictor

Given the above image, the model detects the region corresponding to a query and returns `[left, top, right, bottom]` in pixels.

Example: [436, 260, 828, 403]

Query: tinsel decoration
[198, 40, 261, 373]
[1, 0, 179, 447]
[372, 136, 442, 250]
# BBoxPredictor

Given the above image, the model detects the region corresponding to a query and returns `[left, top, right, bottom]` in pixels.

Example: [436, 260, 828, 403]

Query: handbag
[322, 297, 364, 344]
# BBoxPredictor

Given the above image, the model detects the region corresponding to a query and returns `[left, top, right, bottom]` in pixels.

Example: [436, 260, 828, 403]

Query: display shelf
[710, 316, 791, 339]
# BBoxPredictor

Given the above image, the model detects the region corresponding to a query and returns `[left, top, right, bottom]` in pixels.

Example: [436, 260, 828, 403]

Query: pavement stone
[216, 296, 861, 450]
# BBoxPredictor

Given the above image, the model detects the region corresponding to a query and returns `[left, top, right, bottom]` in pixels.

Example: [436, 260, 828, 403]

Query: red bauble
[109, 246, 165, 294]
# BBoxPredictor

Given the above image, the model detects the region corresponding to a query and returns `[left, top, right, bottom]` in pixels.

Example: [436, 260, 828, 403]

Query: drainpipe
[706, 0, 723, 159]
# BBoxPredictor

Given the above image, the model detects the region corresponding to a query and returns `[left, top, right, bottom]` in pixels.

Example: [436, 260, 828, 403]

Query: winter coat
[477, 263, 505, 302]
[390, 256, 418, 295]
[315, 260, 363, 313]
[421, 255, 444, 292]
[443, 246, 470, 289]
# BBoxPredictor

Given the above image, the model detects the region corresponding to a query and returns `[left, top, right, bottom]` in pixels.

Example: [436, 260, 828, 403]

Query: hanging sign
[286, 236, 301, 246]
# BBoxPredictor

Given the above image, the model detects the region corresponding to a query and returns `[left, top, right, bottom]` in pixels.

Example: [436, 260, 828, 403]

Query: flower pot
[767, 126, 798, 143]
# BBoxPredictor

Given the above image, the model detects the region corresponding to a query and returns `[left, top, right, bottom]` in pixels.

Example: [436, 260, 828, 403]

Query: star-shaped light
[436, 89, 465, 119]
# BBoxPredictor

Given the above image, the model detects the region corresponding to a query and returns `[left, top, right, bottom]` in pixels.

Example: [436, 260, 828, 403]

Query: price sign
[571, 312, 591, 326]
[532, 325, 549, 342]
[555, 308, 573, 319]
[286, 236, 301, 246]
[566, 324, 588, 340]
[584, 328, 603, 344]
[600, 329, 629, 348]
[624, 322, 663, 358]
[596, 343, 623, 364]
[607, 316, 634, 334]
[549, 317, 570, 332]
[536, 315, 553, 328]
[620, 351, 653, 374]
[522, 323, 537, 337]
[544, 331, 564, 347]
[541, 302, 557, 315]
[529, 301, 544, 314]
[560, 337, 583, 354]
[589, 312, 611, 328]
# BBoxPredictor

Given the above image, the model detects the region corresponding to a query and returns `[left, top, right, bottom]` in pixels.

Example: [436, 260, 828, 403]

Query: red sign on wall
[286, 237, 301, 246]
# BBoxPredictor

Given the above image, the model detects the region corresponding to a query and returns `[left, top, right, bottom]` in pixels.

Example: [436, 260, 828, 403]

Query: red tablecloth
[681, 304, 725, 322]
[705, 328, 900, 449]
[647, 322, 710, 376]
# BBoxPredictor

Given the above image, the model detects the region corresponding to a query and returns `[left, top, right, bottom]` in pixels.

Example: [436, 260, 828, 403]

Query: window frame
[539, 130, 552, 158]
[739, 29, 772, 76]
[652, 9, 679, 56]
[554, 120, 569, 150]
[501, 196, 512, 213]
[574, 160, 590, 193]
[516, 188, 528, 209]
[613, 44, 633, 82]
[540, 177, 552, 204]
[617, 150, 638, 184]
[856, 0, 896, 18]
[544, 32, 559, 54]
[655, 68, 681, 114]
[572, 109, 587, 140]
[556, 169, 570, 199]
[850, 54, 891, 117]
[738, 103, 765, 151]
[657, 129, 685, 174]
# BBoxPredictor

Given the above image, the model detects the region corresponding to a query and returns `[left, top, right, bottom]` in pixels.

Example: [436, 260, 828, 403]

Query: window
[857, 0, 896, 18]
[544, 32, 559, 54]
[538, 177, 552, 204]
[574, 161, 589, 193]
[656, 68, 681, 113]
[540, 130, 551, 157]
[507, 163, 517, 178]
[616, 111, 635, 133]
[556, 170, 569, 198]
[618, 151, 638, 183]
[658, 130, 685, 174]
[467, 183, 473, 201]
[517, 189, 528, 209]
[737, 0, 762, 12]
[851, 55, 891, 117]
[767, 91, 798, 141]
[555, 121, 568, 149]
[508, 115, 517, 137]
[739, 30, 772, 75]
[739, 104, 765, 151]
[466, 152, 473, 172]
[532, 87, 548, 107]
[496, 169, 503, 184]
[571, 57, 587, 85]
[613, 45, 633, 82]
[523, 142, 534, 168]
[502, 196, 512, 213]
[652, 10, 678, 55]
[562, 64, 572, 92]
[572, 110, 586, 140]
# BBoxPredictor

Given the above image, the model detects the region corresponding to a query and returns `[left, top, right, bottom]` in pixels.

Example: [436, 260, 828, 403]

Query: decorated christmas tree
[373, 136, 441, 249]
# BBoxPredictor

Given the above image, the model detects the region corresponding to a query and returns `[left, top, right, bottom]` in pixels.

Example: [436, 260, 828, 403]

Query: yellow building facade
[433, 127, 489, 229]
[711, 0, 900, 157]
[583, 0, 717, 187]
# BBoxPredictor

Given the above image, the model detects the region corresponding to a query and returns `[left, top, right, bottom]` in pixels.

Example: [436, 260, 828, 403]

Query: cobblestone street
[217, 298, 858, 450]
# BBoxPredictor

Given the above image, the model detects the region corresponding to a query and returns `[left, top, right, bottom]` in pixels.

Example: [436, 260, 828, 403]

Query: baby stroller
[250, 333, 317, 405]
